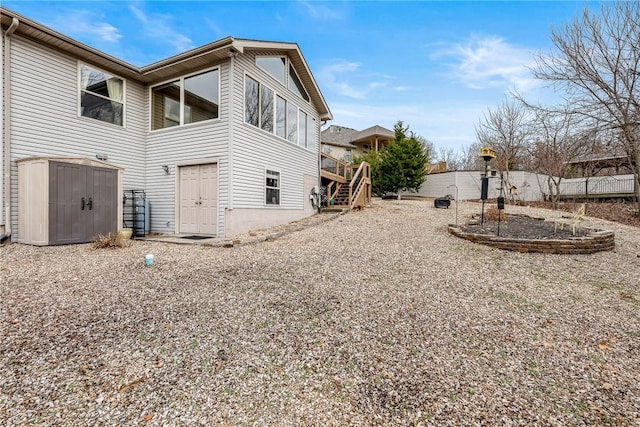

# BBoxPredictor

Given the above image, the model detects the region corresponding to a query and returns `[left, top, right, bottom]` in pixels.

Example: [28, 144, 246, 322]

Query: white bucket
[145, 254, 154, 266]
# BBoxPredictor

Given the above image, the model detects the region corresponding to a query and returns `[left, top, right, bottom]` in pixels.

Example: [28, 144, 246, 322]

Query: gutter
[2, 17, 19, 243]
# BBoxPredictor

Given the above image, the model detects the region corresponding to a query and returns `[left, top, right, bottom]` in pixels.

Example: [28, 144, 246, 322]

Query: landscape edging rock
[448, 224, 615, 254]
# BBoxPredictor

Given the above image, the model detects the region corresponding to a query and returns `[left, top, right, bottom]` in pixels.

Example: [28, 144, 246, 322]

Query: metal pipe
[3, 17, 20, 241]
[447, 184, 459, 226]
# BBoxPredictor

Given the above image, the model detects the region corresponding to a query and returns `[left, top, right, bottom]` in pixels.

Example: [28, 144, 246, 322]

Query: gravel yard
[2, 199, 639, 426]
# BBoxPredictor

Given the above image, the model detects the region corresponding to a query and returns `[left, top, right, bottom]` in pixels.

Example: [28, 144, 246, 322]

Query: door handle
[81, 197, 86, 210]
[87, 197, 93, 210]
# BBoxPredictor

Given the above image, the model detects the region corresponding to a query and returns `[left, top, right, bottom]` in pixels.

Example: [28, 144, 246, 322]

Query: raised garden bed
[448, 214, 615, 254]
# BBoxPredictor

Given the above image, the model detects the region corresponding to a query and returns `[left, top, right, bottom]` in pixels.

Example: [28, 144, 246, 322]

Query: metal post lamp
[479, 147, 496, 224]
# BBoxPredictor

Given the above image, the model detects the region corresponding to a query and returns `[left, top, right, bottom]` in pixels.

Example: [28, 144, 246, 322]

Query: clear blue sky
[4, 1, 595, 155]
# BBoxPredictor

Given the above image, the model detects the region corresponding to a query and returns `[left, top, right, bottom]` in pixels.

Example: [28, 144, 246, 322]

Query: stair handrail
[348, 161, 370, 208]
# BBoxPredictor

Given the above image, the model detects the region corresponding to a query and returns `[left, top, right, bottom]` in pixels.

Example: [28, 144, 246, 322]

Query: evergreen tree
[378, 121, 427, 199]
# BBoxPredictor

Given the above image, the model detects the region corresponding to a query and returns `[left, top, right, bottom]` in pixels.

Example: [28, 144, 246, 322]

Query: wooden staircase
[320, 153, 371, 210]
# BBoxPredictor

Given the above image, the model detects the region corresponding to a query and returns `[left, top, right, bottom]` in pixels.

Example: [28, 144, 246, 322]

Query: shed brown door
[49, 161, 117, 245]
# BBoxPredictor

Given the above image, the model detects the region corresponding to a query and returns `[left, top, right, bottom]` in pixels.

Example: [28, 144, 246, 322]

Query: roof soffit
[1, 7, 332, 118]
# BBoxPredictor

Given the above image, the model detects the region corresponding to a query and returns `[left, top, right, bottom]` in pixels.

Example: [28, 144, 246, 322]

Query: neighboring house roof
[321, 125, 359, 145]
[0, 7, 332, 120]
[320, 124, 394, 147]
[566, 151, 633, 171]
[567, 151, 630, 165]
[352, 125, 395, 143]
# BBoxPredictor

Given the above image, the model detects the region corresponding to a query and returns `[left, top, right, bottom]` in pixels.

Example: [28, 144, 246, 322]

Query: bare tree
[437, 146, 461, 170]
[476, 98, 532, 201]
[457, 142, 486, 171]
[531, 1, 640, 208]
[528, 109, 582, 208]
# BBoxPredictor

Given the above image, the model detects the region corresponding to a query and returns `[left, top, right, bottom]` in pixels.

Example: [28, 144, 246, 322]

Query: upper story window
[307, 117, 317, 152]
[245, 73, 316, 151]
[288, 66, 309, 101]
[256, 57, 286, 84]
[79, 64, 124, 126]
[256, 56, 310, 102]
[151, 68, 219, 130]
[245, 76, 274, 132]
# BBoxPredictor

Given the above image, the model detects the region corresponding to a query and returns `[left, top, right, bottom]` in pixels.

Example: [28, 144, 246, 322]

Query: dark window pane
[245, 76, 259, 127]
[276, 96, 286, 138]
[184, 69, 219, 124]
[299, 111, 307, 147]
[266, 188, 280, 205]
[80, 92, 123, 125]
[152, 81, 180, 130]
[256, 57, 286, 84]
[289, 65, 309, 101]
[307, 117, 316, 151]
[287, 102, 297, 143]
[260, 85, 274, 132]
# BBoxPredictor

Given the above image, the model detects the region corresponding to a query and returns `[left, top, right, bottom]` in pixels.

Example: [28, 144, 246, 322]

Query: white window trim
[77, 61, 127, 128]
[243, 73, 318, 152]
[287, 65, 310, 103]
[255, 54, 310, 105]
[265, 168, 281, 207]
[255, 55, 287, 85]
[149, 66, 221, 132]
[244, 73, 276, 132]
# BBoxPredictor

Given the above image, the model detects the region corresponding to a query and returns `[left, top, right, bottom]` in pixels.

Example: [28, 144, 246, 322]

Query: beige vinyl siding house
[1, 7, 331, 243]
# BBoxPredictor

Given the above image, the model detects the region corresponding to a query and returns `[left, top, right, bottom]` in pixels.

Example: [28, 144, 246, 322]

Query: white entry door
[179, 163, 218, 235]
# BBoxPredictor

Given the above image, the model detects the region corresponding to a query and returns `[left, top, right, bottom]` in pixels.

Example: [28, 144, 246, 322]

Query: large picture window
[184, 70, 219, 124]
[298, 111, 308, 148]
[286, 102, 298, 143]
[276, 96, 286, 139]
[79, 64, 124, 126]
[244, 71, 316, 151]
[265, 170, 280, 206]
[151, 68, 219, 130]
[245, 76, 274, 132]
[307, 117, 317, 152]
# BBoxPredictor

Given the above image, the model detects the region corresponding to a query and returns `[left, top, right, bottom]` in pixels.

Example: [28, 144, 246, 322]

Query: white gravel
[1, 199, 639, 426]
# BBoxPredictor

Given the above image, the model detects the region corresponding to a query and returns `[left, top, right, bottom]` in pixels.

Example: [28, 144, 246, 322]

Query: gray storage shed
[17, 157, 124, 245]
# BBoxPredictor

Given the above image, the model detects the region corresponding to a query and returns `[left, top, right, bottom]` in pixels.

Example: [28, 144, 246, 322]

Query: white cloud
[46, 10, 122, 43]
[298, 1, 345, 21]
[317, 60, 392, 100]
[129, 5, 194, 53]
[432, 35, 539, 92]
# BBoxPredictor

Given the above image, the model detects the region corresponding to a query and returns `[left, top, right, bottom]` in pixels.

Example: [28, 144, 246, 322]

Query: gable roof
[321, 125, 359, 146]
[0, 7, 332, 120]
[321, 124, 394, 148]
[352, 125, 395, 143]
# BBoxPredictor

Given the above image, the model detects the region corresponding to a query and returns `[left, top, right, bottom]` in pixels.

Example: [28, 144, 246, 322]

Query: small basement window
[266, 170, 280, 205]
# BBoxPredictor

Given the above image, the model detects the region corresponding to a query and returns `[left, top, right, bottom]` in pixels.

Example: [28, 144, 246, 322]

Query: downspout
[227, 48, 237, 213]
[319, 119, 328, 212]
[2, 17, 19, 242]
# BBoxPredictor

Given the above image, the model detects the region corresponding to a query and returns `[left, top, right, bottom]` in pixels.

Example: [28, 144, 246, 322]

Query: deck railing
[321, 153, 371, 209]
[348, 161, 370, 208]
[559, 175, 636, 197]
